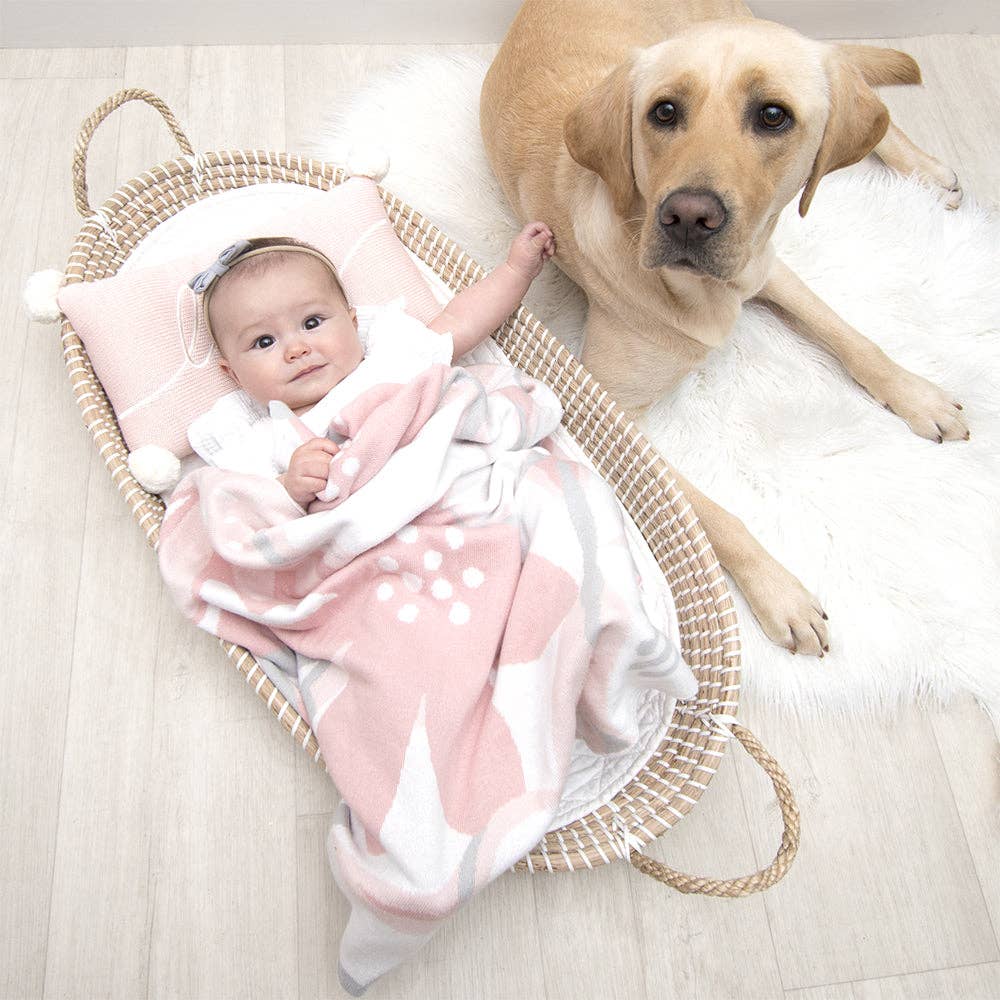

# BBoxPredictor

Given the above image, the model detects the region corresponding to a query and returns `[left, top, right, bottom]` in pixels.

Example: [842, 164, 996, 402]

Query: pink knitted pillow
[58, 178, 441, 457]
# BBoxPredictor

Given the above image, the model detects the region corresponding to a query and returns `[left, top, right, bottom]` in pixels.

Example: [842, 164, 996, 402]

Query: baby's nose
[286, 338, 310, 359]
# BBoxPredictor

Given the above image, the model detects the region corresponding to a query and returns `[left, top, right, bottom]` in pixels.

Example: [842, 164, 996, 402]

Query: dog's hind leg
[874, 122, 963, 208]
[836, 44, 962, 208]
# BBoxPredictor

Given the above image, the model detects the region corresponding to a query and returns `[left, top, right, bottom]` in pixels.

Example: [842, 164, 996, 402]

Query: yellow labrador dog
[481, 0, 968, 657]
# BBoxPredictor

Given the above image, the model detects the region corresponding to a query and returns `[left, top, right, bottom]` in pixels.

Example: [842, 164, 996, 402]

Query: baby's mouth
[292, 363, 325, 381]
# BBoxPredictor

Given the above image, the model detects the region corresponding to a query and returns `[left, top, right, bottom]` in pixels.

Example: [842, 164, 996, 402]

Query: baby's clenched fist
[279, 437, 340, 505]
[506, 222, 556, 281]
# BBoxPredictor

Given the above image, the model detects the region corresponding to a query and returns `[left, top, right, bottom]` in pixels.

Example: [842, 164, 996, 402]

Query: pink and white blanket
[158, 309, 696, 993]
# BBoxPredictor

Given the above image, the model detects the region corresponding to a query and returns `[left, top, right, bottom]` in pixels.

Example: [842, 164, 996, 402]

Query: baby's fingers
[310, 437, 341, 456]
[297, 475, 328, 494]
[303, 455, 339, 479]
[525, 221, 553, 244]
[293, 438, 340, 466]
[292, 436, 335, 456]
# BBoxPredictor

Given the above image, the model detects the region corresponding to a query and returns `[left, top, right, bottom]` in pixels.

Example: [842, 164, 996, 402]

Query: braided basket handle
[73, 88, 193, 218]
[630, 722, 800, 896]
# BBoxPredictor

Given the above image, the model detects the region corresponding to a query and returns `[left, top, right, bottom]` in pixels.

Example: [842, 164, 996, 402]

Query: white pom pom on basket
[57, 88, 799, 893]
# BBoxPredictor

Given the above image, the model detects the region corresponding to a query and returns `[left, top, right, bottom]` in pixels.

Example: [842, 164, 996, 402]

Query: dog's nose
[658, 190, 727, 244]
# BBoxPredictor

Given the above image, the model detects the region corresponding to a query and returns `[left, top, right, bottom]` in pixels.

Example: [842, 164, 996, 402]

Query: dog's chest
[573, 239, 744, 350]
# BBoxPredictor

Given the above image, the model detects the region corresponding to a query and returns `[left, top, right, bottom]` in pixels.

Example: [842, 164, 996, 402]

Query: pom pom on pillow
[24, 269, 65, 323]
[344, 142, 390, 182]
[128, 444, 181, 494]
[57, 178, 441, 458]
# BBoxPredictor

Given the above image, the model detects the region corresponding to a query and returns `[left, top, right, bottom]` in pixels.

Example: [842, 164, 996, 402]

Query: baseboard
[749, 1, 997, 38]
[1, 0, 997, 48]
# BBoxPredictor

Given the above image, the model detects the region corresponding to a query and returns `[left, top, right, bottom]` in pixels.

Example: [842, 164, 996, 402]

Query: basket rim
[58, 146, 742, 874]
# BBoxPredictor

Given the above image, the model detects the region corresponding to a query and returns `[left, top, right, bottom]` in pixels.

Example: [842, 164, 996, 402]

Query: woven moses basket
[58, 89, 799, 896]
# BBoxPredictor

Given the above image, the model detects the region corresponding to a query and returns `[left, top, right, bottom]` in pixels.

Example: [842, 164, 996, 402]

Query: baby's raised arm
[427, 222, 555, 359]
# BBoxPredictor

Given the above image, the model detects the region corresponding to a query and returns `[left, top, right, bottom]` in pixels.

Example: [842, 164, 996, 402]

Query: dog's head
[564, 19, 920, 282]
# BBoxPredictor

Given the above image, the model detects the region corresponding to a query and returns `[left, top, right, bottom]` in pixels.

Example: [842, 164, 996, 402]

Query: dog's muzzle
[645, 188, 732, 276]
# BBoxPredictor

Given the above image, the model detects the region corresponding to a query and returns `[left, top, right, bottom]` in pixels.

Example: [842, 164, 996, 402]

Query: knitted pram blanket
[158, 311, 696, 993]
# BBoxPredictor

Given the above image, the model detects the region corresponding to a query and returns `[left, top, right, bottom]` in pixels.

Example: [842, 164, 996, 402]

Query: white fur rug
[309, 53, 1000, 722]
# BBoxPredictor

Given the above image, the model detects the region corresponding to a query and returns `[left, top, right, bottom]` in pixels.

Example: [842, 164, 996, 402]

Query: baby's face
[211, 254, 363, 413]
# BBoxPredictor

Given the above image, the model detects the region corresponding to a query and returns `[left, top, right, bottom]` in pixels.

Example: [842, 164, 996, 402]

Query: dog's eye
[651, 101, 678, 126]
[759, 104, 791, 131]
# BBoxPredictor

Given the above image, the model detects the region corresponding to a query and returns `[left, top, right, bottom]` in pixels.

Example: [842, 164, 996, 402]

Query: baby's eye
[252, 334, 275, 350]
[303, 315, 324, 331]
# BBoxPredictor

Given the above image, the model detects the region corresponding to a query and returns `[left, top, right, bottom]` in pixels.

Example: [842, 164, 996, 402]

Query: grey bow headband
[188, 239, 253, 294]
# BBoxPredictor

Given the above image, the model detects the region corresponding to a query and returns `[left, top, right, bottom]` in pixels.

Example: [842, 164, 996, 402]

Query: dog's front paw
[873, 370, 969, 443]
[735, 557, 830, 657]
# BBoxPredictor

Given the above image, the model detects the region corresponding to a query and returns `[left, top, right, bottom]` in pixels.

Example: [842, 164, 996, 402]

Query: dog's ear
[564, 62, 636, 217]
[798, 48, 891, 216]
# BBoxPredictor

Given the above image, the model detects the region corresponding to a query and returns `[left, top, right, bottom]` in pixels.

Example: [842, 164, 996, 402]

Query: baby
[166, 219, 697, 995]
[194, 223, 555, 505]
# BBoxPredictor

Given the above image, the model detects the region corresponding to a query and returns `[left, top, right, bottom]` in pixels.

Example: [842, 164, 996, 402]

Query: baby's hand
[506, 222, 555, 282]
[279, 437, 340, 506]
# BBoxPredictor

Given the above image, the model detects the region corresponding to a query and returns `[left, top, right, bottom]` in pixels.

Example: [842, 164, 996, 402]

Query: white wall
[1, 0, 996, 47]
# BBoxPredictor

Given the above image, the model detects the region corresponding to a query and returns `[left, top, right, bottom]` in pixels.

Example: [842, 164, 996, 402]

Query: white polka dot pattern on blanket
[366, 527, 491, 631]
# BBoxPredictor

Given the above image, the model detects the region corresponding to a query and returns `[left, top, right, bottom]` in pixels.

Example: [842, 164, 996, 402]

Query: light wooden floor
[2, 35, 999, 1000]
